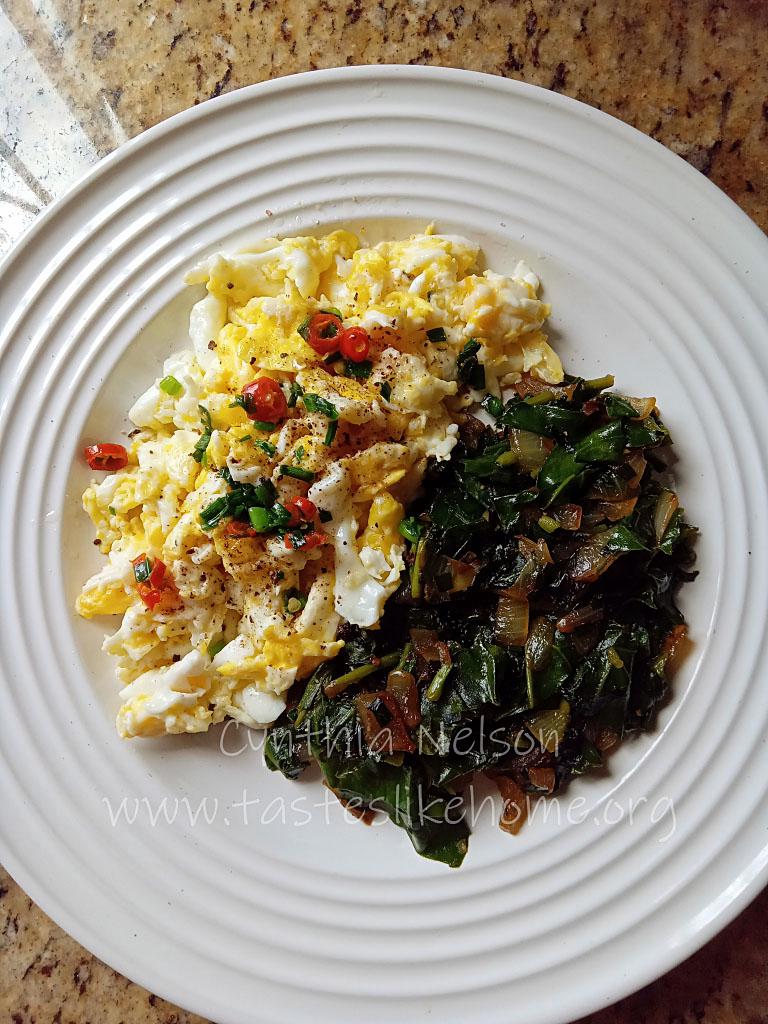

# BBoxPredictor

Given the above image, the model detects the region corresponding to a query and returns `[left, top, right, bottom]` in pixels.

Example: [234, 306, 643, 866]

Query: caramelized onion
[556, 605, 603, 634]
[487, 772, 529, 835]
[653, 489, 679, 545]
[495, 594, 530, 646]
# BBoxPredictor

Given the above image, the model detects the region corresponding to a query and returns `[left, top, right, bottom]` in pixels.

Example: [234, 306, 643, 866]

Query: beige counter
[1, 1, 767, 1021]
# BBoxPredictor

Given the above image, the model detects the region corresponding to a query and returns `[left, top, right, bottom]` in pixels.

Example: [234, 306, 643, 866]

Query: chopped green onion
[426, 327, 447, 343]
[270, 503, 292, 529]
[399, 516, 423, 543]
[303, 393, 339, 419]
[287, 381, 304, 407]
[324, 651, 400, 698]
[283, 588, 308, 614]
[295, 445, 305, 463]
[159, 374, 182, 396]
[344, 359, 373, 379]
[108, 506, 116, 516]
[538, 514, 560, 533]
[410, 534, 427, 599]
[457, 338, 485, 389]
[606, 646, 625, 669]
[324, 420, 338, 446]
[319, 509, 333, 523]
[238, 434, 253, 442]
[207, 635, 227, 658]
[426, 664, 452, 702]
[583, 374, 615, 393]
[482, 394, 504, 418]
[255, 439, 277, 457]
[297, 316, 312, 341]
[279, 465, 316, 482]
[321, 306, 343, 318]
[248, 506, 272, 531]
[252, 420, 276, 432]
[251, 480, 277, 507]
[525, 390, 556, 405]
[192, 405, 213, 464]
[132, 555, 151, 583]
[200, 496, 230, 529]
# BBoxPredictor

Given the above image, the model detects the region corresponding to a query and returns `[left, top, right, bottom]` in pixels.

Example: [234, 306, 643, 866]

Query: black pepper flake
[208, 339, 217, 350]
[227, 282, 234, 289]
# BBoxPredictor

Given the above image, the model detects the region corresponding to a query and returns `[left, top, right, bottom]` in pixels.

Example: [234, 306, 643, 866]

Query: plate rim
[1, 63, 767, 1023]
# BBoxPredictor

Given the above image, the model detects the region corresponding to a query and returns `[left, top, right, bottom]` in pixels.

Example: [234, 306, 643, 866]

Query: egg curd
[77, 229, 561, 738]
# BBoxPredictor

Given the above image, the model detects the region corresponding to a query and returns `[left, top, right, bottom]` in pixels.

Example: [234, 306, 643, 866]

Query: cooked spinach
[265, 373, 697, 866]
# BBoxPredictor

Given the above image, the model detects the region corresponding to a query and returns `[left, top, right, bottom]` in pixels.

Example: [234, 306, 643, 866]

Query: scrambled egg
[77, 228, 561, 738]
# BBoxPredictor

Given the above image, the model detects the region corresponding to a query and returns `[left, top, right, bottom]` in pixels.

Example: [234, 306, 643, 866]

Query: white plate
[1, 66, 767, 1024]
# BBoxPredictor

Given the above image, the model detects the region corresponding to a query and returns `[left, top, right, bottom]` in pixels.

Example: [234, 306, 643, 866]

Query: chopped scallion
[324, 420, 338, 446]
[159, 374, 182, 396]
[303, 393, 339, 420]
[279, 465, 316, 482]
[399, 516, 423, 543]
[248, 506, 272, 531]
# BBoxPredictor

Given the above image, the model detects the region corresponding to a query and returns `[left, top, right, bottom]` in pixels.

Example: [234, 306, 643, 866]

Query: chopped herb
[426, 327, 447, 343]
[398, 516, 423, 543]
[248, 506, 272, 531]
[287, 381, 305, 408]
[199, 496, 231, 529]
[481, 394, 504, 418]
[303, 393, 339, 420]
[108, 506, 116, 516]
[207, 635, 227, 658]
[538, 514, 560, 533]
[239, 434, 253, 443]
[283, 588, 308, 614]
[321, 306, 343, 318]
[279, 465, 316, 483]
[324, 420, 338, 446]
[191, 405, 213, 464]
[297, 316, 312, 342]
[255, 439, 277, 457]
[295, 445, 306, 463]
[378, 381, 392, 401]
[457, 338, 485, 389]
[344, 359, 373, 379]
[159, 374, 182, 396]
[132, 555, 152, 583]
[252, 420, 276, 432]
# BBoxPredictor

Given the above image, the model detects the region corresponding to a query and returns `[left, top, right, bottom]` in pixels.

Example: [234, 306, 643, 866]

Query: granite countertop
[1, 1, 767, 1021]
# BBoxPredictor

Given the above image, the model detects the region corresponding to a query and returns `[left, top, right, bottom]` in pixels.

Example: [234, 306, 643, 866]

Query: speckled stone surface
[1, 1, 767, 1021]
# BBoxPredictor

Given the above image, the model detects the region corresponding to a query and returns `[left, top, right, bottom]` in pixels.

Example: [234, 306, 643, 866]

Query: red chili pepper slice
[338, 326, 371, 362]
[137, 583, 164, 610]
[241, 377, 287, 422]
[284, 529, 327, 551]
[307, 312, 342, 356]
[148, 558, 166, 588]
[83, 443, 128, 471]
[224, 520, 258, 538]
[284, 496, 318, 527]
